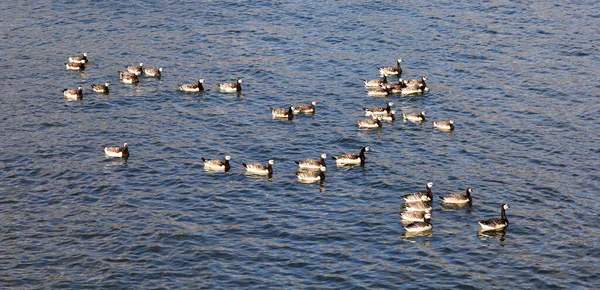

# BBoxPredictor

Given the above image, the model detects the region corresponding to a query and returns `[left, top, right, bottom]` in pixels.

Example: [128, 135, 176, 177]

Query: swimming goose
[293, 101, 316, 114]
[399, 209, 431, 222]
[398, 85, 426, 96]
[270, 106, 294, 120]
[63, 86, 83, 100]
[402, 111, 426, 123]
[378, 58, 402, 77]
[440, 187, 473, 204]
[404, 76, 427, 89]
[374, 110, 396, 122]
[358, 117, 382, 129]
[216, 78, 242, 93]
[202, 155, 231, 172]
[296, 166, 326, 183]
[65, 62, 85, 71]
[126, 63, 144, 76]
[363, 101, 393, 117]
[119, 71, 139, 84]
[479, 204, 509, 231]
[68, 52, 88, 64]
[243, 159, 274, 176]
[433, 120, 455, 131]
[362, 75, 388, 88]
[102, 143, 129, 158]
[403, 199, 433, 212]
[91, 82, 110, 94]
[332, 146, 370, 166]
[178, 79, 204, 92]
[367, 85, 391, 97]
[295, 153, 327, 170]
[404, 213, 432, 232]
[402, 182, 434, 203]
[144, 67, 163, 77]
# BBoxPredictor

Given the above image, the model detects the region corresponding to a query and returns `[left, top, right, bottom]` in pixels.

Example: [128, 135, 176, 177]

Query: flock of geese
[63, 53, 510, 236]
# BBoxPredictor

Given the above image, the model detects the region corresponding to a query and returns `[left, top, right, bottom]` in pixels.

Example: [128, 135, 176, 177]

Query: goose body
[63, 87, 83, 100]
[404, 214, 432, 232]
[404, 76, 427, 89]
[378, 58, 402, 77]
[362, 75, 388, 88]
[403, 200, 433, 212]
[202, 155, 231, 172]
[440, 188, 473, 204]
[367, 86, 391, 97]
[398, 85, 425, 96]
[374, 110, 396, 122]
[119, 72, 139, 84]
[65, 62, 85, 71]
[296, 166, 326, 183]
[358, 117, 382, 129]
[91, 82, 110, 94]
[332, 146, 369, 166]
[433, 120, 455, 131]
[144, 67, 162, 77]
[363, 101, 393, 117]
[243, 159, 274, 176]
[479, 204, 509, 231]
[403, 182, 433, 203]
[102, 143, 129, 158]
[68, 52, 88, 64]
[216, 78, 242, 93]
[295, 153, 327, 170]
[178, 79, 204, 92]
[270, 106, 294, 120]
[402, 111, 426, 123]
[293, 101, 316, 114]
[126, 63, 144, 76]
[399, 209, 431, 222]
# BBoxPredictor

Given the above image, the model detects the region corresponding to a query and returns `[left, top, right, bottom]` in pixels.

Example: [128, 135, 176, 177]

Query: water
[1, 0, 599, 288]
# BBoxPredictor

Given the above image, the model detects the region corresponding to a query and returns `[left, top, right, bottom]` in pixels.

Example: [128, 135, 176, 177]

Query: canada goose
[332, 146, 370, 166]
[404, 213, 432, 232]
[374, 110, 396, 122]
[296, 166, 326, 183]
[202, 155, 231, 172]
[433, 120, 455, 131]
[478, 204, 510, 231]
[402, 111, 426, 123]
[270, 106, 294, 120]
[399, 209, 431, 222]
[119, 72, 139, 84]
[363, 101, 393, 116]
[293, 101, 316, 114]
[144, 67, 163, 77]
[402, 199, 433, 212]
[362, 75, 388, 88]
[65, 62, 85, 71]
[102, 143, 129, 158]
[68, 52, 88, 64]
[378, 58, 402, 77]
[402, 182, 433, 203]
[243, 159, 274, 176]
[63, 86, 83, 100]
[358, 117, 382, 129]
[126, 63, 144, 76]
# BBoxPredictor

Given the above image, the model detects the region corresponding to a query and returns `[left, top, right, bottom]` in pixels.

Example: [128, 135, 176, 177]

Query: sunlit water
[1, 1, 599, 288]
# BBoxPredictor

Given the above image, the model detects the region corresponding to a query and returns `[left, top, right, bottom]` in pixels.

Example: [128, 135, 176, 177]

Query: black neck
[501, 206, 508, 223]
[287, 107, 294, 119]
[198, 81, 204, 91]
[319, 156, 326, 167]
[224, 159, 230, 172]
[426, 186, 432, 199]
[359, 148, 367, 165]
[236, 81, 241, 91]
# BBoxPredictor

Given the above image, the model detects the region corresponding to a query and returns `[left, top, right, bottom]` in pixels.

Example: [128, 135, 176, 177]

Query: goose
[404, 76, 427, 90]
[433, 120, 455, 131]
[119, 72, 139, 84]
[270, 106, 294, 120]
[295, 153, 327, 170]
[202, 155, 231, 172]
[374, 110, 396, 122]
[398, 85, 426, 96]
[358, 117, 382, 129]
[404, 213, 432, 232]
[402, 182, 433, 203]
[102, 143, 129, 158]
[402, 111, 426, 123]
[403, 199, 433, 212]
[216, 78, 242, 93]
[243, 159, 274, 176]
[65, 62, 85, 71]
[91, 82, 110, 94]
[367, 85, 391, 97]
[378, 58, 402, 77]
[63, 86, 83, 100]
[399, 209, 431, 222]
[363, 101, 393, 117]
[68, 52, 88, 64]
[178, 79, 204, 92]
[332, 146, 369, 166]
[293, 101, 316, 114]
[362, 75, 387, 88]
[143, 67, 162, 77]
[479, 204, 510, 231]
[126, 63, 144, 76]
[385, 81, 409, 94]
[296, 166, 326, 183]
[439, 187, 473, 204]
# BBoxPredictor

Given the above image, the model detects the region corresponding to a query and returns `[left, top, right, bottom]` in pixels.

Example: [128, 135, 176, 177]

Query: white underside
[404, 116, 424, 122]
[335, 158, 361, 165]
[180, 85, 199, 92]
[219, 86, 238, 93]
[204, 163, 226, 171]
[441, 196, 469, 204]
[121, 78, 137, 84]
[478, 221, 507, 231]
[405, 223, 432, 232]
[104, 149, 123, 158]
[367, 90, 388, 96]
[244, 165, 269, 175]
[400, 212, 427, 222]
